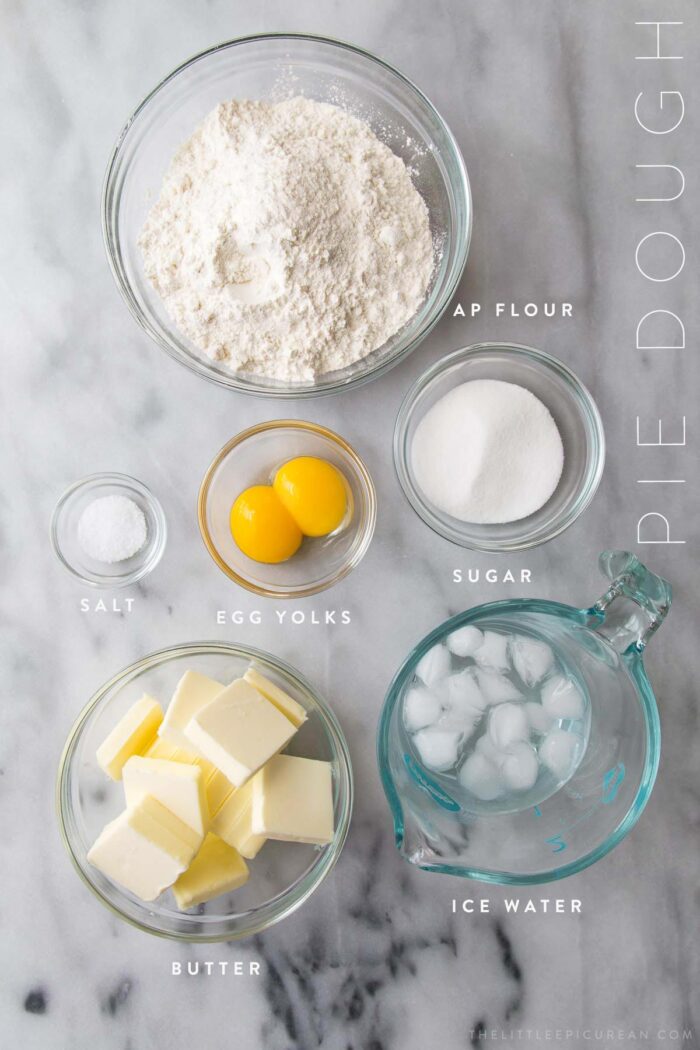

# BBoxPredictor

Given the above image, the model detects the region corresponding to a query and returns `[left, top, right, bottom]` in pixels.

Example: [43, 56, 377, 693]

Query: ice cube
[510, 635, 555, 687]
[488, 702, 529, 750]
[524, 701, 554, 736]
[403, 686, 442, 732]
[476, 669, 523, 704]
[415, 644, 451, 687]
[475, 732, 502, 764]
[458, 752, 506, 801]
[501, 741, 539, 792]
[443, 668, 489, 714]
[413, 726, 461, 772]
[539, 728, 580, 781]
[439, 707, 482, 739]
[446, 625, 484, 658]
[541, 675, 585, 721]
[474, 630, 510, 671]
[439, 671, 485, 737]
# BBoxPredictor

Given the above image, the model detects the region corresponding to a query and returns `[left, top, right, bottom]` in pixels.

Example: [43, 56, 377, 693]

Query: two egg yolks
[230, 457, 348, 564]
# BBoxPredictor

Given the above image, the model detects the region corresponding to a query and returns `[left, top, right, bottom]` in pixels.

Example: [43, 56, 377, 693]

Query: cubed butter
[243, 667, 308, 728]
[123, 756, 208, 836]
[184, 679, 297, 788]
[144, 737, 181, 761]
[159, 671, 224, 751]
[210, 776, 266, 859]
[201, 764, 235, 814]
[96, 695, 163, 780]
[252, 754, 334, 845]
[172, 833, 249, 910]
[87, 794, 200, 902]
[153, 742, 235, 815]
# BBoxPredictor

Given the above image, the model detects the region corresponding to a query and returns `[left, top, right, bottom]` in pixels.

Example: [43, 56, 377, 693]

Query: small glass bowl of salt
[51, 473, 167, 587]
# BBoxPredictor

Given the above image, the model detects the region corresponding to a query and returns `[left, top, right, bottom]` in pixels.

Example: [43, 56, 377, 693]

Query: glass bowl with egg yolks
[57, 642, 353, 941]
[198, 421, 377, 597]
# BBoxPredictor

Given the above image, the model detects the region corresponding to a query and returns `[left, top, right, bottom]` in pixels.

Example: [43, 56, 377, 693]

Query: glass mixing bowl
[393, 343, 605, 551]
[102, 34, 471, 397]
[50, 473, 167, 588]
[198, 421, 377, 598]
[377, 551, 670, 884]
[57, 643, 353, 941]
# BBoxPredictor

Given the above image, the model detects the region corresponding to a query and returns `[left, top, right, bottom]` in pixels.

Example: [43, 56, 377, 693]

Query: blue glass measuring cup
[377, 551, 671, 884]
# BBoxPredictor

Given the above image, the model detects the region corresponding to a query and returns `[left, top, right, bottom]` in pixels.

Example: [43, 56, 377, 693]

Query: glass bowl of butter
[57, 642, 353, 941]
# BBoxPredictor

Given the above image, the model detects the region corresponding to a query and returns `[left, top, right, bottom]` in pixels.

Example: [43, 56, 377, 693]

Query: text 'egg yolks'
[273, 457, 348, 538]
[230, 486, 302, 564]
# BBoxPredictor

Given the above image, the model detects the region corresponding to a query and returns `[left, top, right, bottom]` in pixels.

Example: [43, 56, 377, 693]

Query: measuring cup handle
[592, 550, 672, 652]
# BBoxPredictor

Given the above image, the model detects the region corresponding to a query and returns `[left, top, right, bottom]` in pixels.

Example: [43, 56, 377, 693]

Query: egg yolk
[273, 457, 348, 538]
[230, 485, 302, 564]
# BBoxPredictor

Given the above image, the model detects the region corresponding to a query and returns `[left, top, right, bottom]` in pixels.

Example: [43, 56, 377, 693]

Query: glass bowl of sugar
[393, 343, 605, 552]
[51, 473, 167, 587]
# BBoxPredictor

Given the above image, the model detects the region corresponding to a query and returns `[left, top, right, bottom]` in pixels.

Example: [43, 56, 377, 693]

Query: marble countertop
[2, 0, 698, 1047]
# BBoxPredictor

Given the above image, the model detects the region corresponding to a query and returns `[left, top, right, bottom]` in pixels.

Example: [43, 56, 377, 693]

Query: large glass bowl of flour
[102, 34, 471, 397]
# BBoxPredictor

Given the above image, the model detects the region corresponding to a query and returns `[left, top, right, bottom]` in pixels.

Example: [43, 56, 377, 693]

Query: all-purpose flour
[139, 98, 435, 382]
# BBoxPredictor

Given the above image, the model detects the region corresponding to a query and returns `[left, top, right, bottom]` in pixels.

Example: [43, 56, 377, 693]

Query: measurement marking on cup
[559, 808, 596, 835]
[403, 753, 461, 812]
[545, 835, 567, 853]
[602, 764, 626, 803]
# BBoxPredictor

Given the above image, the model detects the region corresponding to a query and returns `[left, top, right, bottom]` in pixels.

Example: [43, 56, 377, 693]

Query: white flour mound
[139, 97, 435, 382]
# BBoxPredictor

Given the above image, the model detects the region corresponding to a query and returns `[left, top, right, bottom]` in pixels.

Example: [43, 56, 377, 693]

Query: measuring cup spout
[592, 550, 672, 654]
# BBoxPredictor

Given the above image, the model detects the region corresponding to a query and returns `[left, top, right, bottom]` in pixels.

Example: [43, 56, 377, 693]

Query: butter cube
[201, 764, 236, 814]
[252, 755, 334, 845]
[210, 776, 266, 859]
[159, 671, 224, 751]
[144, 739, 234, 813]
[96, 695, 163, 780]
[144, 737, 181, 761]
[173, 833, 249, 910]
[243, 667, 308, 728]
[87, 794, 200, 901]
[184, 679, 297, 788]
[123, 756, 208, 836]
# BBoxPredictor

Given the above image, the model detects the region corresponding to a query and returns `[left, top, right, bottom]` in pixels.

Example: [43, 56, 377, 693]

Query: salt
[410, 379, 564, 524]
[78, 495, 148, 564]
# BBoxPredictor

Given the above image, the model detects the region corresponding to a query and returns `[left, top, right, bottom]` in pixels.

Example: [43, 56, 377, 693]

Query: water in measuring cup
[401, 621, 591, 815]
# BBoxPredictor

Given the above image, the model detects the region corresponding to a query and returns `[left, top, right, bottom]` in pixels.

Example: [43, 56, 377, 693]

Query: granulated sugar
[411, 380, 564, 524]
[139, 98, 435, 383]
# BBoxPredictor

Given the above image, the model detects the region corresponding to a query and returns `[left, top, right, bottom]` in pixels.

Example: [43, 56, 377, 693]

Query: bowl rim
[101, 31, 472, 398]
[376, 598, 660, 884]
[49, 471, 167, 588]
[198, 419, 377, 597]
[56, 641, 354, 941]
[393, 341, 606, 552]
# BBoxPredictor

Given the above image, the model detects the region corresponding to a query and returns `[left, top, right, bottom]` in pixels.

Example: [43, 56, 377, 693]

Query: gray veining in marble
[2, 1, 699, 1047]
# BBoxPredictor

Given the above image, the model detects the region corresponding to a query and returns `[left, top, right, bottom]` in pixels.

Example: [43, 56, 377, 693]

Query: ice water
[400, 618, 591, 815]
